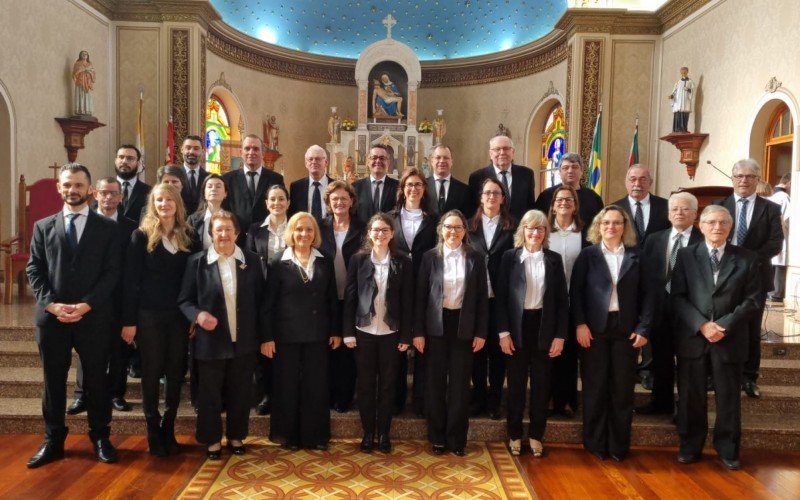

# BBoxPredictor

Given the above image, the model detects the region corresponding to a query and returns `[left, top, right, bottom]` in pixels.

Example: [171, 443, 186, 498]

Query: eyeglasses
[329, 196, 351, 203]
[482, 190, 503, 197]
[96, 190, 121, 197]
[490, 147, 513, 153]
[443, 225, 465, 232]
[601, 220, 624, 227]
[369, 155, 388, 162]
[626, 176, 651, 184]
[701, 219, 732, 227]
[404, 182, 425, 189]
[669, 207, 696, 213]
[732, 174, 758, 181]
[524, 226, 547, 233]
[554, 197, 575, 204]
[370, 227, 392, 234]
[305, 156, 326, 163]
[560, 165, 581, 171]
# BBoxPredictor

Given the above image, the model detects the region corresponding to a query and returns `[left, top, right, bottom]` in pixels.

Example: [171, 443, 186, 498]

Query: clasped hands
[699, 321, 726, 343]
[576, 324, 647, 349]
[46, 302, 91, 323]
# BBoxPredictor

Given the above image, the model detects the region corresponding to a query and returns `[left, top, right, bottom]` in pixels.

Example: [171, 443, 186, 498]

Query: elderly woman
[571, 205, 652, 462]
[319, 180, 366, 413]
[415, 210, 488, 456]
[122, 183, 193, 457]
[393, 167, 440, 416]
[496, 210, 568, 457]
[264, 212, 341, 450]
[343, 213, 413, 454]
[246, 184, 290, 416]
[178, 211, 268, 459]
[468, 177, 515, 420]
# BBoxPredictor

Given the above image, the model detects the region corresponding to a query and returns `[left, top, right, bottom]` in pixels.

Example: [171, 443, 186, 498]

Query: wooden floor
[1, 435, 799, 499]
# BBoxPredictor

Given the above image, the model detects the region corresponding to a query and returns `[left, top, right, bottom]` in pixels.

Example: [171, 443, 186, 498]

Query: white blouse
[442, 245, 466, 310]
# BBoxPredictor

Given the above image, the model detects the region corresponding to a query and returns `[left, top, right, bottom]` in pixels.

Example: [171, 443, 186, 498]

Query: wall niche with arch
[526, 94, 566, 193]
[205, 73, 245, 174]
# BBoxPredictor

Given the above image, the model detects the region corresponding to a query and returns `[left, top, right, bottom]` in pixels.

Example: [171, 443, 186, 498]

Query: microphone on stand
[706, 160, 731, 179]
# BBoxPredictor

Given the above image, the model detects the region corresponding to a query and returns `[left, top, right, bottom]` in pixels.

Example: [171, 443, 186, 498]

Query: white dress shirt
[308, 176, 329, 218]
[244, 166, 265, 190]
[434, 175, 451, 200]
[370, 174, 386, 204]
[628, 194, 651, 230]
[400, 207, 424, 250]
[493, 165, 512, 195]
[601, 242, 625, 312]
[548, 221, 582, 287]
[706, 242, 726, 285]
[117, 176, 139, 192]
[62, 206, 90, 242]
[207, 245, 245, 342]
[202, 209, 214, 250]
[260, 217, 287, 259]
[482, 214, 500, 297]
[281, 247, 323, 281]
[350, 251, 395, 342]
[442, 245, 466, 310]
[666, 226, 694, 270]
[733, 192, 757, 245]
[521, 248, 546, 310]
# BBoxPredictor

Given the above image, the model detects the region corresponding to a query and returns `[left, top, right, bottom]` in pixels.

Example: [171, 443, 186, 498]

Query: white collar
[601, 242, 625, 256]
[734, 192, 757, 204]
[261, 215, 287, 229]
[184, 165, 200, 174]
[63, 205, 90, 217]
[482, 213, 500, 225]
[280, 247, 323, 261]
[370, 174, 387, 184]
[520, 247, 544, 263]
[118, 176, 137, 188]
[670, 226, 693, 239]
[444, 244, 463, 258]
[434, 174, 451, 182]
[628, 193, 650, 206]
[371, 250, 391, 266]
[554, 219, 576, 232]
[309, 175, 328, 187]
[244, 166, 264, 176]
[706, 242, 726, 254]
[207, 245, 245, 264]
[493, 165, 511, 176]
[97, 209, 118, 221]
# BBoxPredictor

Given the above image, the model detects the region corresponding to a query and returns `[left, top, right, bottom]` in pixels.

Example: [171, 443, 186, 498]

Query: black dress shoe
[27, 441, 65, 469]
[313, 443, 329, 451]
[360, 434, 374, 453]
[589, 450, 608, 461]
[610, 453, 626, 462]
[742, 380, 761, 398]
[111, 397, 132, 412]
[488, 408, 502, 420]
[333, 402, 349, 413]
[282, 442, 300, 451]
[640, 373, 653, 391]
[432, 444, 446, 455]
[66, 398, 87, 415]
[207, 446, 222, 460]
[677, 452, 701, 464]
[128, 367, 141, 379]
[719, 457, 740, 470]
[227, 442, 246, 455]
[378, 434, 392, 454]
[256, 396, 271, 416]
[93, 438, 119, 463]
[452, 448, 466, 457]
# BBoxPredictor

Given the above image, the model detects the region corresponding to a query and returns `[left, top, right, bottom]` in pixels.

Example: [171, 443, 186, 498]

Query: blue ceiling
[209, 0, 568, 61]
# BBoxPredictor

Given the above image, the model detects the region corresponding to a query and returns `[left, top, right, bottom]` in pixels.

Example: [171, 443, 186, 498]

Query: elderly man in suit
[636, 192, 703, 415]
[468, 135, 536, 221]
[671, 205, 761, 470]
[289, 145, 333, 221]
[26, 164, 121, 468]
[223, 134, 285, 231]
[180, 135, 208, 215]
[427, 145, 474, 218]
[713, 159, 783, 398]
[114, 144, 151, 222]
[353, 145, 399, 222]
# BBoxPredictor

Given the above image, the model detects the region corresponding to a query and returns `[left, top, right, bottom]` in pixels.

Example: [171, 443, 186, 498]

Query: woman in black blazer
[178, 211, 268, 459]
[245, 183, 290, 416]
[121, 183, 193, 457]
[188, 173, 233, 252]
[264, 212, 341, 450]
[570, 205, 652, 461]
[343, 213, 413, 454]
[496, 210, 568, 457]
[319, 180, 366, 413]
[392, 167, 439, 416]
[415, 210, 488, 456]
[468, 177, 515, 419]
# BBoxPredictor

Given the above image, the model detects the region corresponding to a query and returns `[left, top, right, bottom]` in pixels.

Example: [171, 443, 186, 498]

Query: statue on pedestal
[265, 115, 280, 150]
[328, 107, 341, 143]
[72, 50, 95, 117]
[668, 66, 694, 133]
[433, 109, 446, 145]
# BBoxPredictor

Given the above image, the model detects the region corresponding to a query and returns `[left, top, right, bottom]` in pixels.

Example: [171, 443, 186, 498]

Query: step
[0, 341, 76, 367]
[758, 358, 800, 385]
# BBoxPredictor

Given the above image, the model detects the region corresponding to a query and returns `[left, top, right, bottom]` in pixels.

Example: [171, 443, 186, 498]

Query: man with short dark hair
[468, 135, 536, 220]
[181, 135, 208, 215]
[353, 145, 400, 222]
[26, 164, 121, 468]
[223, 134, 284, 230]
[114, 144, 151, 221]
[426, 145, 474, 218]
[534, 153, 604, 232]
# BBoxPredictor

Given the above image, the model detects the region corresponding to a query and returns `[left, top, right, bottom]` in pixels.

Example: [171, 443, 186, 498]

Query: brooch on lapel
[239, 263, 247, 270]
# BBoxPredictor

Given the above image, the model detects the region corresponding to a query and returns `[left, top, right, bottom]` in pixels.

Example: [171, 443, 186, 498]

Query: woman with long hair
[188, 173, 232, 252]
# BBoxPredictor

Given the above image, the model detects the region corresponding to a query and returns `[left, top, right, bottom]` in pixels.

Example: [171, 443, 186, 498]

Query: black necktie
[499, 170, 510, 197]
[634, 201, 645, 241]
[189, 169, 197, 193]
[247, 171, 257, 202]
[122, 181, 130, 209]
[665, 233, 682, 293]
[437, 179, 446, 213]
[373, 180, 383, 213]
[710, 247, 720, 274]
[311, 181, 322, 220]
[66, 213, 79, 251]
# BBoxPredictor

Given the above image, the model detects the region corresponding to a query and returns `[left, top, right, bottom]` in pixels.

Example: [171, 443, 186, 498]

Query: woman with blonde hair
[122, 183, 193, 456]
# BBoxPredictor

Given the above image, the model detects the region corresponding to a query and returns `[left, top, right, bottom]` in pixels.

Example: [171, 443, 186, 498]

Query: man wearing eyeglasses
[289, 145, 333, 221]
[534, 153, 604, 234]
[426, 145, 474, 218]
[468, 135, 536, 220]
[713, 159, 783, 398]
[354, 145, 400, 223]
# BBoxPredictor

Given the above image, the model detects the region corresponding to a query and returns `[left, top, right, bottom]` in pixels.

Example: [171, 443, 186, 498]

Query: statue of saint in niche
[372, 73, 404, 119]
[72, 50, 96, 117]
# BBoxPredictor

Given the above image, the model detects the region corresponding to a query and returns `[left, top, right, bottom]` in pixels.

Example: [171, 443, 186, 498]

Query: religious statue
[372, 73, 404, 119]
[342, 156, 357, 184]
[668, 66, 694, 132]
[72, 50, 95, 117]
[328, 108, 342, 143]
[433, 109, 446, 145]
[265, 115, 280, 151]
[496, 123, 511, 139]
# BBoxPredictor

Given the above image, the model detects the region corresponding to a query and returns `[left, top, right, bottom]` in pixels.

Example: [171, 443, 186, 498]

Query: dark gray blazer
[468, 164, 536, 221]
[642, 226, 703, 317]
[288, 175, 334, 219]
[119, 180, 151, 222]
[392, 210, 439, 276]
[427, 176, 475, 218]
[611, 194, 671, 246]
[222, 168, 284, 229]
[353, 176, 399, 223]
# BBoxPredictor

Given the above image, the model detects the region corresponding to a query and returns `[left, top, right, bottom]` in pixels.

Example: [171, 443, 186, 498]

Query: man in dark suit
[68, 178, 139, 415]
[223, 134, 284, 231]
[611, 164, 670, 246]
[289, 145, 333, 221]
[671, 204, 761, 470]
[534, 153, 604, 231]
[426, 145, 474, 218]
[468, 135, 536, 221]
[114, 144, 151, 222]
[180, 135, 208, 215]
[636, 192, 703, 415]
[713, 159, 783, 398]
[25, 164, 121, 468]
[353, 145, 399, 222]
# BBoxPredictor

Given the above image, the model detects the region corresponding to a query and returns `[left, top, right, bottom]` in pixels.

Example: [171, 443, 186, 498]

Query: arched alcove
[0, 79, 16, 242]
[525, 95, 565, 194]
[206, 75, 246, 173]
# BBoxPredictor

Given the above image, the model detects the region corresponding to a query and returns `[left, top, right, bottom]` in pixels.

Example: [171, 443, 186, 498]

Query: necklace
[297, 263, 310, 284]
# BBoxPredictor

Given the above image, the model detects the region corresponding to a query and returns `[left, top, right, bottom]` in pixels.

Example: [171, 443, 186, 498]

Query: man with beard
[115, 144, 151, 221]
[180, 135, 208, 215]
[26, 164, 121, 468]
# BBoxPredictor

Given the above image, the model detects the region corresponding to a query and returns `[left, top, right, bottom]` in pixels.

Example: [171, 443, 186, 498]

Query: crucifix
[48, 162, 60, 180]
[382, 14, 396, 39]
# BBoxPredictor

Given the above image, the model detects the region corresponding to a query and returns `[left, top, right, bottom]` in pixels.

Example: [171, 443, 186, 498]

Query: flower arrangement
[418, 118, 432, 133]
[341, 118, 356, 131]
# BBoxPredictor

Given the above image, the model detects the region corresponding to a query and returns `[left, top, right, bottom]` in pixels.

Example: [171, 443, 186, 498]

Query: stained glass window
[205, 96, 230, 174]
[541, 105, 566, 189]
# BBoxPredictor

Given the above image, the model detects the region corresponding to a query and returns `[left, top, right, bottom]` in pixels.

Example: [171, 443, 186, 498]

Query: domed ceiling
[209, 0, 568, 61]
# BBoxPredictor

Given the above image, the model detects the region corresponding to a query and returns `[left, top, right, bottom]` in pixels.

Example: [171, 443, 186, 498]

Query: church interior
[0, 0, 799, 496]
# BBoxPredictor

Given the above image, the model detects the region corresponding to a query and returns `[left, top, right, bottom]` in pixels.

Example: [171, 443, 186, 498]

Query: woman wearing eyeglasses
[495, 210, 568, 457]
[415, 210, 488, 456]
[570, 205, 653, 462]
[343, 213, 413, 454]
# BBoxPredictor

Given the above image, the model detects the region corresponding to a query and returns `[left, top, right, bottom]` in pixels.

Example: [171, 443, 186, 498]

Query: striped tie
[736, 198, 749, 245]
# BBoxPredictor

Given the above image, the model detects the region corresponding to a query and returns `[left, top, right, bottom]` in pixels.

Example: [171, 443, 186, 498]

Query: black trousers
[770, 265, 786, 300]
[550, 324, 579, 412]
[649, 298, 677, 411]
[74, 331, 132, 400]
[137, 309, 188, 422]
[256, 353, 273, 402]
[672, 111, 689, 132]
[330, 300, 357, 408]
[677, 350, 742, 460]
[580, 313, 637, 457]
[471, 298, 505, 413]
[37, 317, 113, 441]
[272, 341, 330, 448]
[425, 309, 474, 451]
[355, 331, 401, 436]
[196, 352, 257, 444]
[505, 310, 553, 441]
[743, 300, 766, 383]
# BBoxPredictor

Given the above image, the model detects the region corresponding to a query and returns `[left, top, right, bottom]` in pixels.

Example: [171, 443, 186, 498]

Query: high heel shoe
[227, 441, 246, 455]
[508, 439, 521, 456]
[207, 443, 222, 460]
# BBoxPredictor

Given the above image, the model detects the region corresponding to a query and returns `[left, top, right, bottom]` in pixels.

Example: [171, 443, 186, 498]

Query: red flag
[165, 116, 175, 164]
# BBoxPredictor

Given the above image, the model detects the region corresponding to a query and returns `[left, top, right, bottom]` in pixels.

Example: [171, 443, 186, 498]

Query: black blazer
[342, 252, 414, 344]
[120, 180, 151, 222]
[109, 214, 139, 317]
[245, 221, 284, 278]
[569, 244, 653, 337]
[535, 184, 604, 234]
[353, 176, 399, 223]
[319, 215, 366, 271]
[26, 210, 121, 329]
[494, 248, 569, 350]
[611, 194, 670, 245]
[714, 195, 783, 293]
[187, 211, 247, 253]
[415, 247, 489, 341]
[288, 175, 333, 219]
[469, 217, 515, 300]
[392, 210, 440, 275]
[178, 249, 268, 360]
[671, 243, 760, 362]
[427, 176, 475, 218]
[468, 164, 536, 221]
[264, 250, 339, 343]
[222, 168, 284, 229]
[181, 167, 208, 215]
[642, 226, 703, 315]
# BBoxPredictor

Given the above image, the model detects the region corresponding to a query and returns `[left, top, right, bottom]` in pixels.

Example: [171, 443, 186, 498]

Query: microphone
[706, 160, 731, 179]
